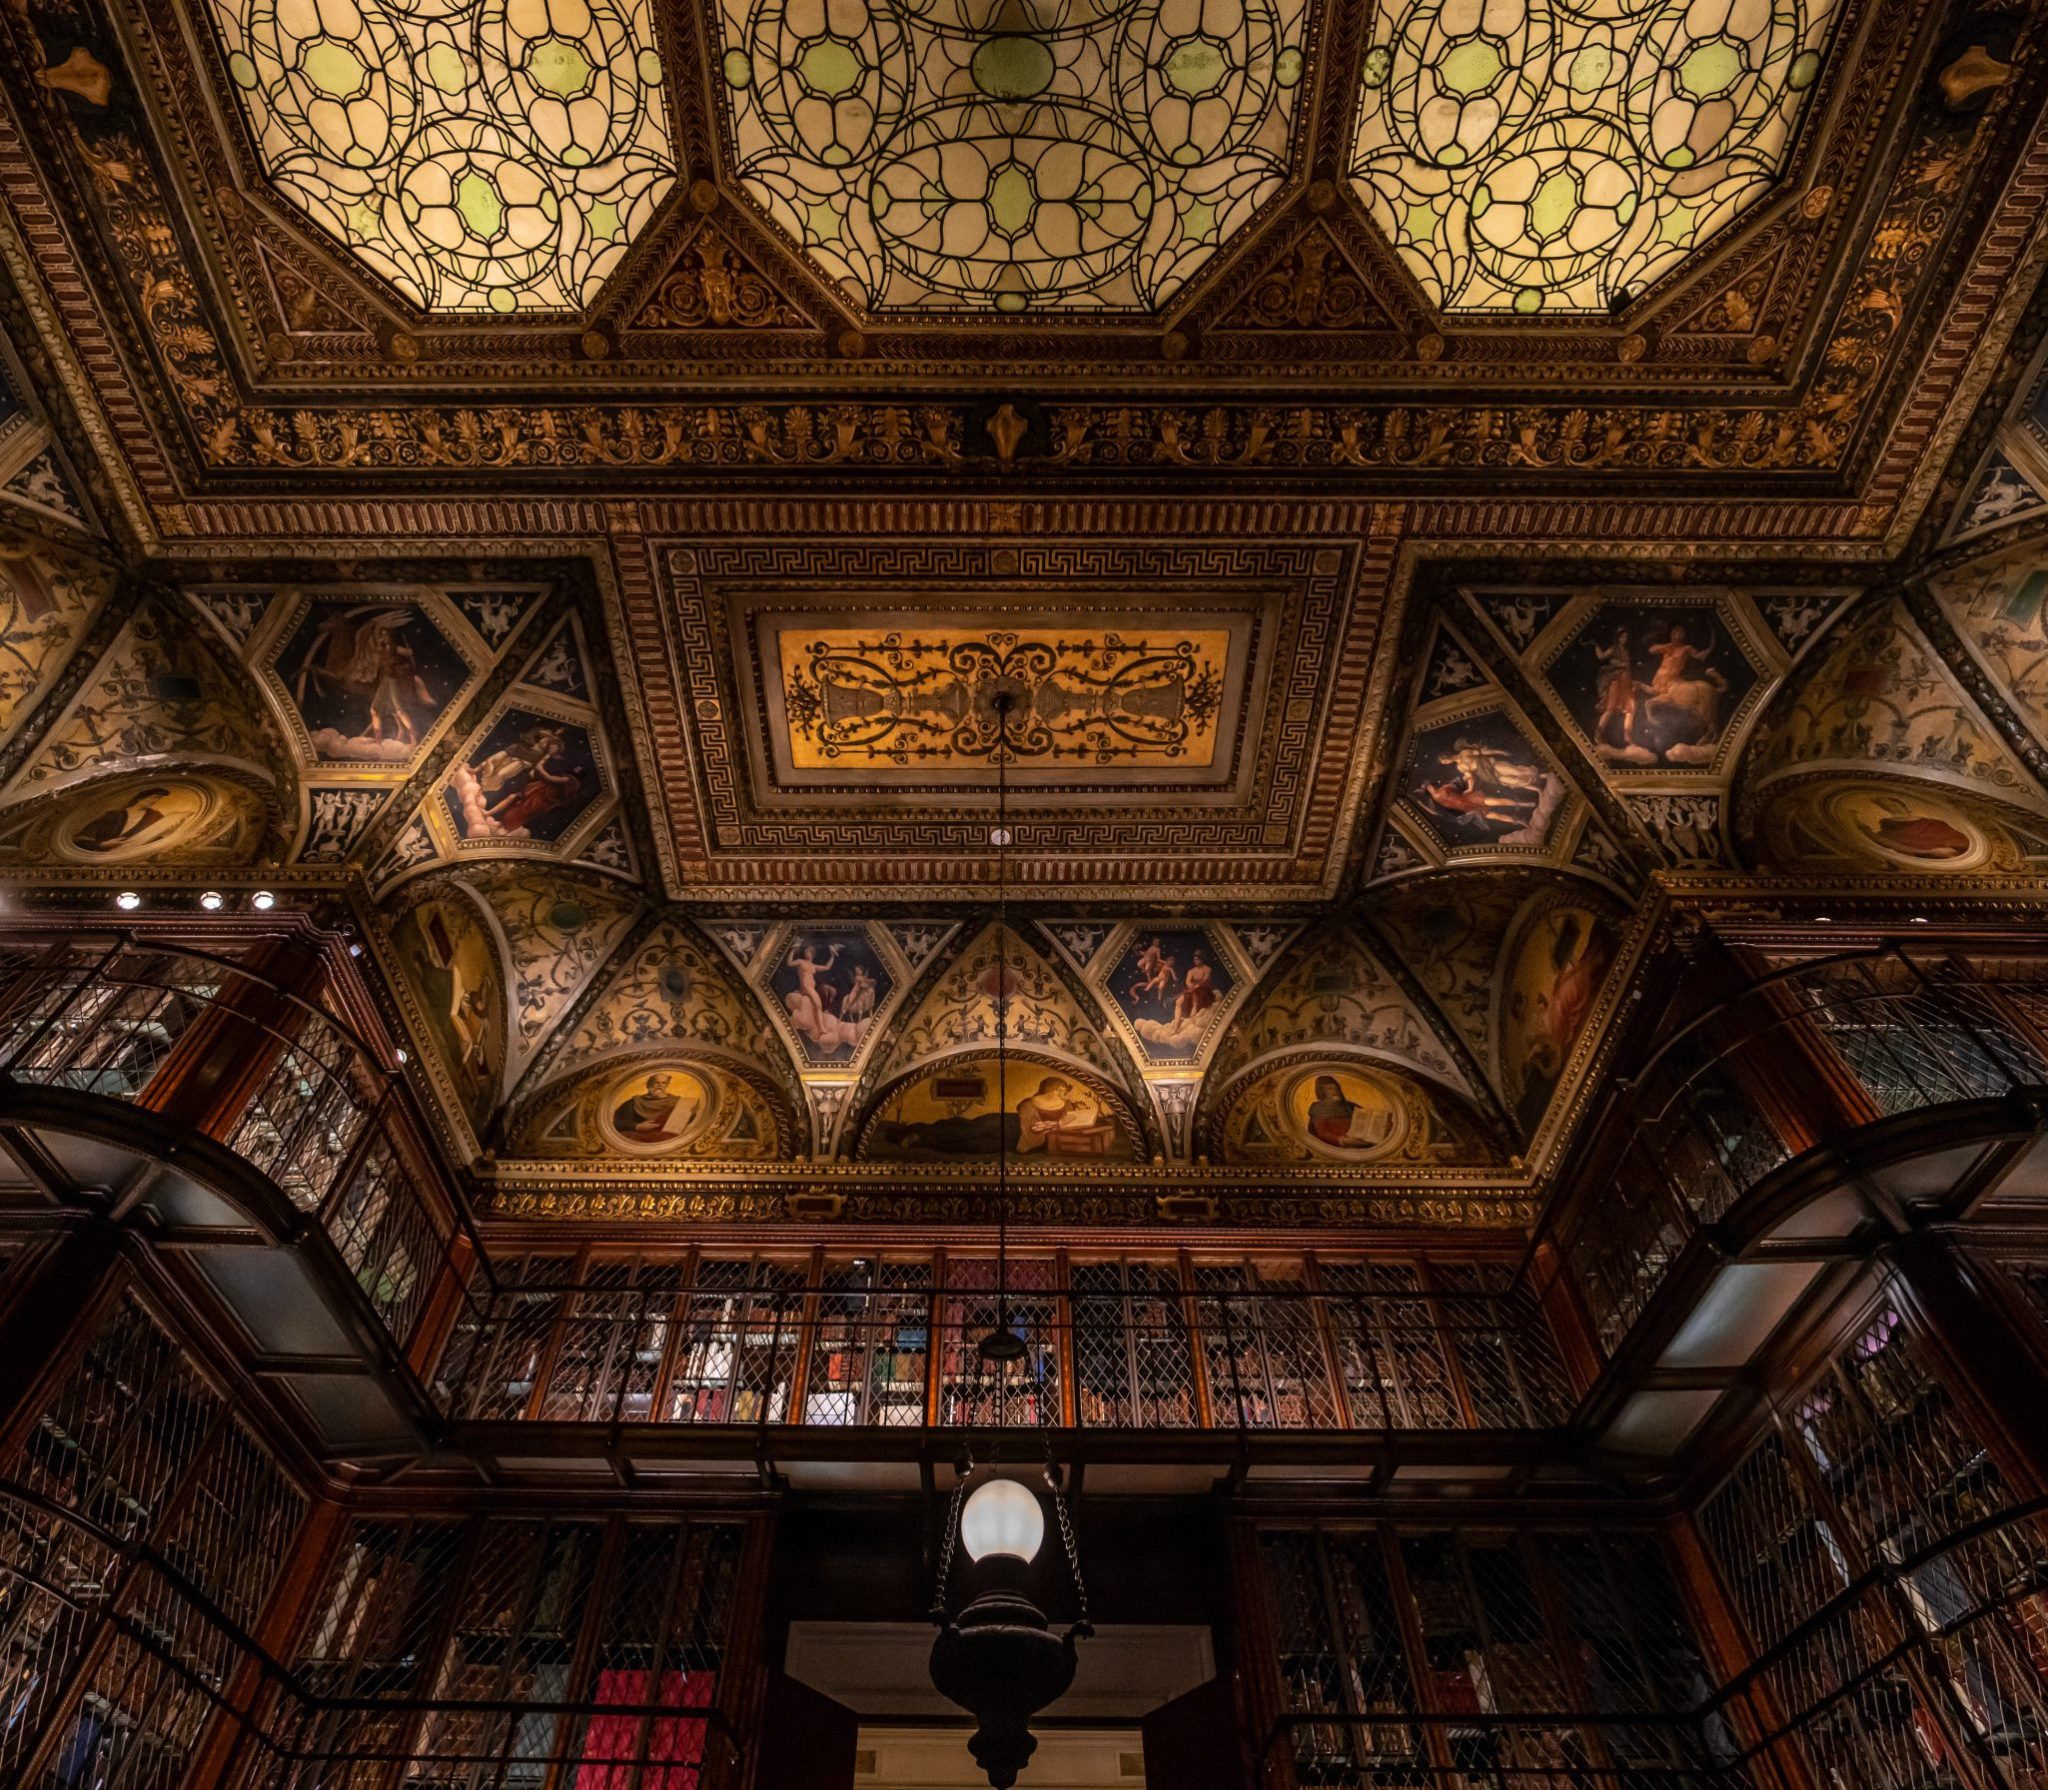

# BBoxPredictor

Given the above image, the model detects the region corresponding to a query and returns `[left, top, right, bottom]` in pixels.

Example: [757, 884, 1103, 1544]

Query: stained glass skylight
[711, 0, 1311, 313]
[1349, 0, 1847, 315]
[205, 0, 677, 314]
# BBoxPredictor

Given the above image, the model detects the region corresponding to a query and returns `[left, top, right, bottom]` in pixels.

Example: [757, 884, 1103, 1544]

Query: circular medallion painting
[596, 1062, 714, 1157]
[50, 775, 261, 865]
[1283, 1064, 1411, 1162]
[1824, 784, 1991, 871]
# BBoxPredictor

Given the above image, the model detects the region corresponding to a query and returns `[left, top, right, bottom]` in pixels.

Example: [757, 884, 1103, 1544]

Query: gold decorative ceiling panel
[626, 519, 1394, 897]
[765, 615, 1245, 780]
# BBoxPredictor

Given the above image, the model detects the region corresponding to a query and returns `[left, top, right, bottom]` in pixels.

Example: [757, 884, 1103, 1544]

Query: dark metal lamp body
[929, 1570, 1080, 1790]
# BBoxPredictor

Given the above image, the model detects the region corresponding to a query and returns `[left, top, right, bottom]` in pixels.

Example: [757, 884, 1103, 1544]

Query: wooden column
[0, 1213, 124, 1446]
[1885, 1229, 2048, 1496]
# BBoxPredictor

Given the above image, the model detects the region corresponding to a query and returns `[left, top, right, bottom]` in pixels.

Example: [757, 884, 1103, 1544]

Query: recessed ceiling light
[395, 1048, 408, 1065]
[251, 890, 276, 911]
[199, 890, 223, 911]
[115, 891, 141, 911]
[1911, 915, 1930, 924]
[348, 942, 362, 957]
[1815, 915, 1832, 923]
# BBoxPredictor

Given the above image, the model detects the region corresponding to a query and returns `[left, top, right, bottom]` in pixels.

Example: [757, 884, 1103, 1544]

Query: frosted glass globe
[959, 1477, 1045, 1563]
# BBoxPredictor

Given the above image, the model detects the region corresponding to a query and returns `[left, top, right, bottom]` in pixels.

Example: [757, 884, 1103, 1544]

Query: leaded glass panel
[202, 0, 678, 313]
[1348, 0, 1848, 315]
[713, 0, 1311, 312]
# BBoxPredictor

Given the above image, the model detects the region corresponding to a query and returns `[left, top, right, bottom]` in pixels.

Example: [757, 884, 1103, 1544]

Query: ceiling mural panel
[872, 921, 1124, 1087]
[462, 864, 641, 1085]
[772, 618, 1238, 779]
[198, 0, 680, 313]
[0, 767, 270, 865]
[3, 600, 277, 802]
[1365, 871, 1542, 1084]
[857, 1052, 1143, 1162]
[1751, 770, 2048, 876]
[1388, 626, 1582, 870]
[0, 527, 113, 752]
[528, 916, 777, 1080]
[385, 874, 509, 1136]
[409, 614, 624, 877]
[710, 0, 1313, 313]
[1745, 596, 2048, 817]
[1495, 887, 1618, 1140]
[1923, 539, 2048, 754]
[1348, 0, 1850, 316]
[1204, 923, 1477, 1101]
[191, 579, 549, 865]
[639, 528, 1384, 896]
[1212, 1059, 1496, 1167]
[510, 1051, 795, 1161]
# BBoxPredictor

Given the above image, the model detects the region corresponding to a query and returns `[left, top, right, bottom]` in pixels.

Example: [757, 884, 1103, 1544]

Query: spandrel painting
[860, 1054, 1139, 1162]
[1109, 926, 1235, 1061]
[1501, 903, 1614, 1137]
[280, 599, 473, 764]
[445, 709, 600, 843]
[776, 625, 1231, 772]
[390, 892, 506, 1130]
[1217, 1060, 1492, 1165]
[513, 1057, 787, 1161]
[1546, 602, 1761, 770]
[1401, 708, 1564, 851]
[770, 927, 893, 1063]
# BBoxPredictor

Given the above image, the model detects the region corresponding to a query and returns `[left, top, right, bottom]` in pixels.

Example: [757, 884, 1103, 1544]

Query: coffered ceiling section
[625, 521, 1392, 896]
[710, 0, 1311, 312]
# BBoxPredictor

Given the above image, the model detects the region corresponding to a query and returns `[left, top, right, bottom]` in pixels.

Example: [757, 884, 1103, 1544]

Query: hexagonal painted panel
[1349, 0, 1848, 315]
[711, 0, 1313, 313]
[203, 0, 678, 313]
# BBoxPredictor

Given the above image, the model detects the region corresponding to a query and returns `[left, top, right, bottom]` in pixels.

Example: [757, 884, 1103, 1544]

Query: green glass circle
[1163, 35, 1228, 96]
[1361, 46, 1390, 87]
[1512, 286, 1541, 314]
[798, 36, 863, 97]
[971, 34, 1055, 98]
[228, 49, 258, 89]
[1788, 49, 1821, 90]
[995, 290, 1028, 313]
[1276, 46, 1303, 87]
[722, 47, 751, 87]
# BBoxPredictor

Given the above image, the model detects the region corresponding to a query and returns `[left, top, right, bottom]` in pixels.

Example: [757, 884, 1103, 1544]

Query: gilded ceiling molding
[0, 0, 2032, 520]
[613, 516, 1402, 899]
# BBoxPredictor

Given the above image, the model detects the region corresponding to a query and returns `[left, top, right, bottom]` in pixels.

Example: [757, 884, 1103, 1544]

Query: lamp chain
[993, 689, 1011, 1352]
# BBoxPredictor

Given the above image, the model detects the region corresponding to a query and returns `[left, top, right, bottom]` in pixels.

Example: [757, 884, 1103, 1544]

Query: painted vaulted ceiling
[0, 0, 2035, 1230]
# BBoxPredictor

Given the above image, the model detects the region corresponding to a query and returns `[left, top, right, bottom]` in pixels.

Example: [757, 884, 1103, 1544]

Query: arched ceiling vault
[0, 0, 2040, 1227]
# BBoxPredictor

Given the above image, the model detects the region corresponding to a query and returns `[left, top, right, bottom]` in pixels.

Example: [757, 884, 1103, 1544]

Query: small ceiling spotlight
[199, 890, 224, 911]
[1911, 915, 1931, 925]
[395, 1048, 409, 1065]
[115, 891, 142, 911]
[1815, 915, 1833, 923]
[348, 942, 363, 957]
[251, 890, 276, 911]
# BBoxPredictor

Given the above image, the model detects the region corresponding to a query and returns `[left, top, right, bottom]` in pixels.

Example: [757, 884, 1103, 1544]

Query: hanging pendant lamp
[927, 685, 1091, 1790]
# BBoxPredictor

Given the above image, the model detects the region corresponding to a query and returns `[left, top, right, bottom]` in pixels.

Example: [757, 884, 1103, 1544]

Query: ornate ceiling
[0, 0, 2035, 1231]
